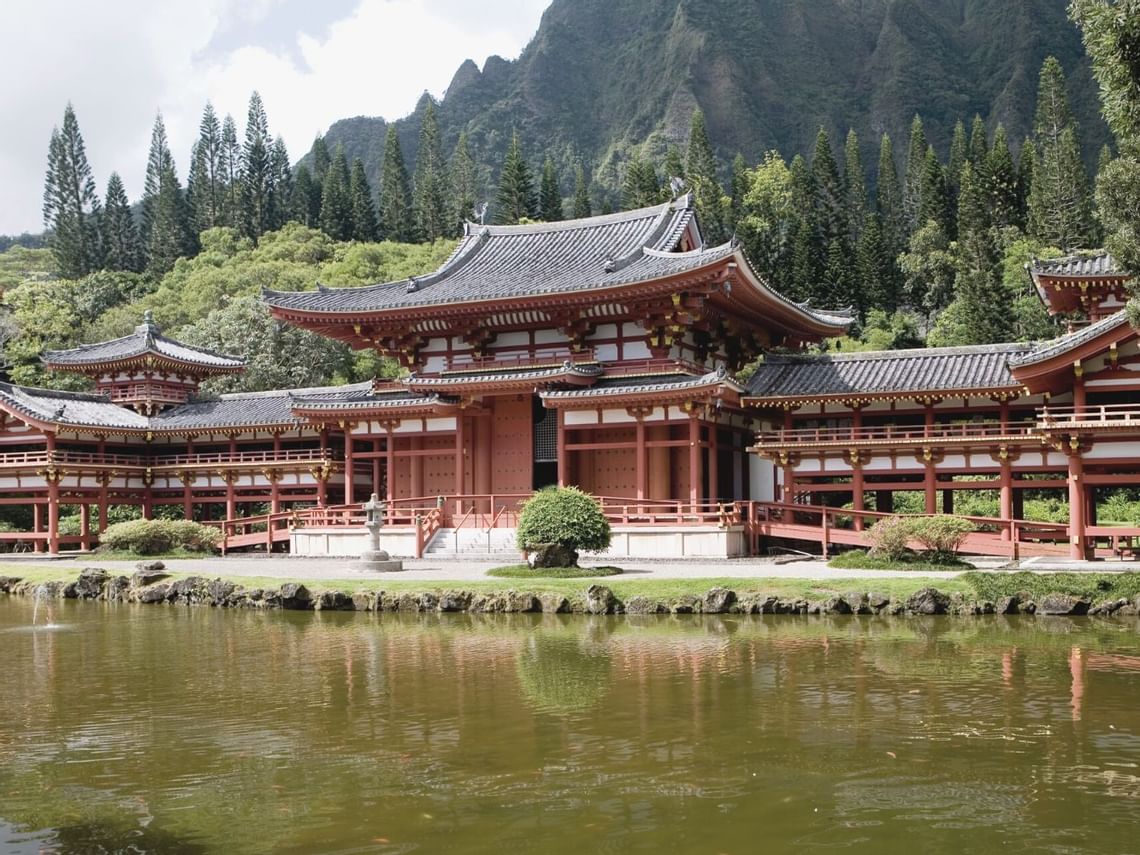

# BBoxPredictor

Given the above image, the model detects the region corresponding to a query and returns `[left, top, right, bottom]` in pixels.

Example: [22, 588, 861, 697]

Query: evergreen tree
[952, 162, 1010, 343]
[240, 91, 273, 239]
[412, 100, 448, 241]
[790, 217, 818, 302]
[319, 144, 353, 241]
[310, 135, 331, 183]
[539, 157, 563, 221]
[1017, 138, 1036, 227]
[823, 238, 853, 308]
[140, 113, 193, 274]
[268, 137, 292, 229]
[968, 114, 989, 171]
[1098, 143, 1114, 179]
[449, 131, 478, 232]
[349, 158, 379, 241]
[621, 153, 659, 210]
[920, 146, 953, 236]
[811, 127, 846, 248]
[843, 129, 866, 244]
[730, 153, 749, 230]
[572, 165, 591, 218]
[876, 133, 904, 255]
[1027, 56, 1094, 250]
[220, 115, 241, 227]
[903, 115, 928, 234]
[494, 130, 536, 225]
[857, 213, 895, 312]
[290, 165, 320, 227]
[140, 112, 173, 255]
[188, 102, 224, 232]
[789, 154, 815, 223]
[663, 146, 686, 185]
[99, 172, 139, 272]
[686, 109, 726, 242]
[379, 126, 415, 240]
[987, 125, 1020, 228]
[947, 119, 968, 193]
[146, 159, 194, 275]
[42, 104, 101, 279]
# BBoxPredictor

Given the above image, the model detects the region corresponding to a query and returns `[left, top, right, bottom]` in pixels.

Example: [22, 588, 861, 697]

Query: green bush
[516, 487, 612, 553]
[907, 516, 975, 554]
[867, 515, 914, 560]
[99, 519, 221, 555]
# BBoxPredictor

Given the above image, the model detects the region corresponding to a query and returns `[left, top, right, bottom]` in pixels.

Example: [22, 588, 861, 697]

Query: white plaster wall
[290, 528, 418, 557]
[750, 456, 775, 502]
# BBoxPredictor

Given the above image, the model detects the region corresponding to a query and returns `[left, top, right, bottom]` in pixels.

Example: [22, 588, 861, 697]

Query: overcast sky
[0, 0, 552, 235]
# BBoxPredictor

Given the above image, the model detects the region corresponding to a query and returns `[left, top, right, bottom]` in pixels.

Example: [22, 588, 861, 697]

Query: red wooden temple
[1, 199, 1136, 560]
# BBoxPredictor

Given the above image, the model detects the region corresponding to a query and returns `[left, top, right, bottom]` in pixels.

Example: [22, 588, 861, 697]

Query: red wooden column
[270, 433, 282, 513]
[923, 453, 937, 515]
[781, 409, 795, 502]
[317, 427, 329, 507]
[410, 436, 423, 498]
[32, 502, 43, 553]
[79, 504, 90, 552]
[688, 411, 703, 513]
[372, 437, 383, 498]
[1073, 365, 1086, 417]
[182, 435, 194, 519]
[708, 421, 719, 502]
[635, 414, 647, 502]
[385, 426, 396, 512]
[556, 410, 567, 486]
[1068, 449, 1087, 560]
[454, 413, 466, 511]
[851, 407, 864, 530]
[97, 474, 110, 534]
[344, 427, 355, 505]
[46, 432, 60, 554]
[999, 453, 1014, 540]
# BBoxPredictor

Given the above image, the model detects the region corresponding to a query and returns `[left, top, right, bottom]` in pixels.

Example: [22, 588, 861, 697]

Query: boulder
[137, 583, 171, 604]
[584, 585, 616, 615]
[135, 560, 166, 573]
[207, 579, 236, 606]
[995, 596, 1020, 615]
[131, 568, 170, 587]
[906, 587, 950, 615]
[1038, 594, 1090, 616]
[867, 592, 891, 613]
[702, 587, 736, 614]
[539, 593, 570, 614]
[438, 590, 472, 612]
[844, 591, 872, 614]
[526, 543, 579, 569]
[670, 595, 700, 614]
[506, 591, 541, 613]
[315, 590, 354, 611]
[169, 577, 207, 603]
[104, 576, 131, 602]
[822, 596, 852, 615]
[351, 591, 378, 612]
[624, 595, 665, 615]
[279, 583, 312, 610]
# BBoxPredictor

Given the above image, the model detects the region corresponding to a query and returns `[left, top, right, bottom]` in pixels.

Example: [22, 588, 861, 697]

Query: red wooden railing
[0, 448, 339, 470]
[444, 349, 598, 373]
[1039, 403, 1140, 429]
[753, 421, 1038, 448]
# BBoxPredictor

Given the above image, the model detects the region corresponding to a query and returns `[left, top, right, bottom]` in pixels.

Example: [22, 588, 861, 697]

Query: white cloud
[0, 0, 550, 235]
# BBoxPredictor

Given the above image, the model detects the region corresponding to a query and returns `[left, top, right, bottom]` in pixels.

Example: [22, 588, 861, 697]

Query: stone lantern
[357, 492, 403, 572]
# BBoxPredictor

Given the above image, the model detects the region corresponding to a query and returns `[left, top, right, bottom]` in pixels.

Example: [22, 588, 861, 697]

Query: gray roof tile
[150, 382, 376, 430]
[1028, 251, 1123, 278]
[746, 342, 1034, 400]
[0, 383, 150, 429]
[43, 313, 244, 371]
[1009, 310, 1131, 367]
[541, 368, 741, 400]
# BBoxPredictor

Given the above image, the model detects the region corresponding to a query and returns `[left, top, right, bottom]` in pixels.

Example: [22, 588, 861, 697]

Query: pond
[2, 598, 1139, 853]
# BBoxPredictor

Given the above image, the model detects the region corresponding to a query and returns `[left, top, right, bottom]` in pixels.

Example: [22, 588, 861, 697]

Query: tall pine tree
[379, 126, 414, 240]
[953, 161, 1010, 343]
[100, 172, 140, 272]
[239, 92, 273, 239]
[140, 113, 193, 274]
[947, 119, 968, 193]
[920, 146, 953, 237]
[290, 165, 320, 227]
[857, 213, 896, 312]
[320, 144, 353, 241]
[449, 131, 478, 232]
[268, 137, 292, 230]
[903, 115, 928, 234]
[968, 115, 990, 172]
[494, 131, 536, 225]
[219, 115, 241, 228]
[572, 165, 591, 218]
[188, 103, 225, 232]
[621, 153, 659, 210]
[987, 125, 1020, 229]
[686, 110, 726, 243]
[42, 104, 101, 278]
[844, 129, 866, 244]
[876, 133, 904, 256]
[412, 100, 448, 241]
[811, 127, 846, 250]
[349, 158, 379, 241]
[539, 157, 563, 221]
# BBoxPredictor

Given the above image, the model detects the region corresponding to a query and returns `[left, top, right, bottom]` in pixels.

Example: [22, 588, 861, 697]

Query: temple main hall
[1, 196, 1137, 560]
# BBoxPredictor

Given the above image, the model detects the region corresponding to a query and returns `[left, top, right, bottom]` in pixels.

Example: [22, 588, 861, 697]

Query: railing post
[821, 508, 829, 560]
[415, 516, 424, 559]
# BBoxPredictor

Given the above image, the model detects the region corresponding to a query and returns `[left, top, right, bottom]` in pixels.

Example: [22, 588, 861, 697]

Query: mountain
[314, 0, 1109, 208]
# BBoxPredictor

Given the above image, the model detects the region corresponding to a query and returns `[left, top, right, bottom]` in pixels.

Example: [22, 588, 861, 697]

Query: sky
[0, 0, 552, 236]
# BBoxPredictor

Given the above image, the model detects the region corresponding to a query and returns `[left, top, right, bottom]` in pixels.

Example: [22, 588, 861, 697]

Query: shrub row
[99, 519, 221, 555]
[867, 514, 975, 560]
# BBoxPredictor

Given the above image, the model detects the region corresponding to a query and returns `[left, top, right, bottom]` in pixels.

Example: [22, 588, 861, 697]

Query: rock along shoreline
[0, 565, 1130, 618]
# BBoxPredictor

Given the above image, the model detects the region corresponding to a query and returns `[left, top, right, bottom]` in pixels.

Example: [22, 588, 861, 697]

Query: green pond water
[2, 599, 1140, 854]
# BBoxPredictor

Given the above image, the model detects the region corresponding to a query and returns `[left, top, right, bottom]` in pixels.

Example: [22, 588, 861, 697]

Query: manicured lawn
[487, 564, 624, 579]
[828, 549, 973, 572]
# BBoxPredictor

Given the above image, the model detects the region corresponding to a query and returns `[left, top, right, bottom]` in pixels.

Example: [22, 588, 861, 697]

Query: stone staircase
[423, 527, 521, 560]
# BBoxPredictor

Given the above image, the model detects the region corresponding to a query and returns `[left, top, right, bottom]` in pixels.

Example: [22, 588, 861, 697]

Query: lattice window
[533, 407, 557, 462]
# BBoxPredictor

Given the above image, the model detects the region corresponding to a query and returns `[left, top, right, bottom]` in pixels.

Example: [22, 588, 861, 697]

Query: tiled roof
[150, 382, 375, 430]
[262, 198, 850, 332]
[0, 383, 150, 429]
[541, 368, 741, 400]
[1009, 310, 1132, 368]
[43, 312, 245, 371]
[287, 389, 453, 412]
[1027, 251, 1123, 278]
[405, 363, 604, 388]
[745, 343, 1034, 400]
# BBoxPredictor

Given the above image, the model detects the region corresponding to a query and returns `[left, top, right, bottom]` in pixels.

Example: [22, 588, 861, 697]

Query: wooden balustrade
[1039, 403, 1140, 428]
[753, 421, 1037, 448]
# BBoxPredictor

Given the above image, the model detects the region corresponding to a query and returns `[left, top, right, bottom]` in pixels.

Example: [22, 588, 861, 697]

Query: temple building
[0, 198, 1136, 560]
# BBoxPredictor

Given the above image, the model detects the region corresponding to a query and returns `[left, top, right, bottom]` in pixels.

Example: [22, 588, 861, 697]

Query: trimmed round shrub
[908, 515, 975, 555]
[516, 487, 612, 555]
[99, 519, 221, 555]
[867, 515, 914, 560]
